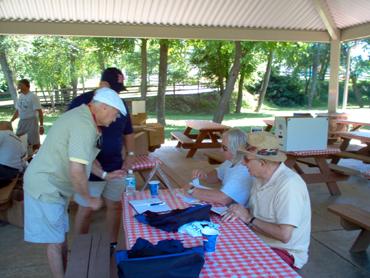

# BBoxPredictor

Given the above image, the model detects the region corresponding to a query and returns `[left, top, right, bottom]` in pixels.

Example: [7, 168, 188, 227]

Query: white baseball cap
[93, 87, 127, 116]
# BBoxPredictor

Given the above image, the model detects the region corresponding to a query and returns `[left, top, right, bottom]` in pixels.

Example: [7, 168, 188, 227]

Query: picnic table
[171, 120, 230, 158]
[285, 148, 347, 196]
[332, 130, 370, 164]
[334, 119, 370, 131]
[118, 190, 300, 277]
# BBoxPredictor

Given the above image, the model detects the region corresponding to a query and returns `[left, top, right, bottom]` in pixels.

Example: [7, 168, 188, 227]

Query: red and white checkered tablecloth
[131, 155, 160, 170]
[122, 190, 300, 278]
[286, 147, 341, 157]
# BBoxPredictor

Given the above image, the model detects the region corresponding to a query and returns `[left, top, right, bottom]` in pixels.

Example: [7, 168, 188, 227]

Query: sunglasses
[257, 148, 278, 156]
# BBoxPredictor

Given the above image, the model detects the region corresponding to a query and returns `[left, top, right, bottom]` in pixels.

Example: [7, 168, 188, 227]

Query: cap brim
[237, 147, 287, 162]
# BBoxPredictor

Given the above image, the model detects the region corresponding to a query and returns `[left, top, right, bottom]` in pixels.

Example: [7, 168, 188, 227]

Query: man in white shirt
[10, 79, 44, 151]
[223, 131, 311, 270]
[0, 121, 26, 187]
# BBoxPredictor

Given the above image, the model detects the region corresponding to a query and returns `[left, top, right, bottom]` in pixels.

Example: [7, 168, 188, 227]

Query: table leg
[331, 138, 351, 164]
[186, 131, 208, 158]
[350, 230, 370, 252]
[315, 157, 341, 196]
[176, 127, 192, 148]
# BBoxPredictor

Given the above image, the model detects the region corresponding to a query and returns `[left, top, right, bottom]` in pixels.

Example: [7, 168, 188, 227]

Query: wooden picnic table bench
[328, 204, 370, 252]
[65, 233, 110, 278]
[172, 120, 230, 158]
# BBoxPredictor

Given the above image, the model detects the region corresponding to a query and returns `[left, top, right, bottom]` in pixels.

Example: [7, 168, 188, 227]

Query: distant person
[223, 131, 311, 270]
[67, 67, 135, 253]
[0, 121, 26, 187]
[24, 88, 126, 278]
[10, 79, 44, 151]
[184, 128, 252, 206]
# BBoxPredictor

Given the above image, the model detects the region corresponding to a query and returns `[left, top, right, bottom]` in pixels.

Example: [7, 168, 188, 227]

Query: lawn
[1, 105, 368, 139]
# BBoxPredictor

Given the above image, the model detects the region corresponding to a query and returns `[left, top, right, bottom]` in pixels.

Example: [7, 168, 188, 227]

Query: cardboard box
[131, 113, 147, 125]
[275, 116, 328, 151]
[144, 123, 164, 147]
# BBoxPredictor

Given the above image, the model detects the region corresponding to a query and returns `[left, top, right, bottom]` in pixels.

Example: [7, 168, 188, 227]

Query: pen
[150, 202, 165, 206]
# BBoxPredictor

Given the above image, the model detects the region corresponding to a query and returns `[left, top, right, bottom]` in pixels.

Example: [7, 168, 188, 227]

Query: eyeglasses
[221, 144, 228, 152]
[96, 136, 103, 149]
[256, 148, 278, 156]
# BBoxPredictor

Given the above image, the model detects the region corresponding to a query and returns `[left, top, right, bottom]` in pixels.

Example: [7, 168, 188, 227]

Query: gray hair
[222, 128, 248, 164]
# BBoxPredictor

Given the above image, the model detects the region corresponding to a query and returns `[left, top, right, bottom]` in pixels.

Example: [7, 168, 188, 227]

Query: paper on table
[191, 178, 210, 190]
[211, 206, 228, 215]
[129, 198, 171, 214]
[176, 192, 200, 204]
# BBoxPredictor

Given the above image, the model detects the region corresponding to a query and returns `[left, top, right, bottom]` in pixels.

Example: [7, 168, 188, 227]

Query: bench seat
[65, 233, 110, 278]
[328, 204, 370, 252]
[204, 151, 224, 165]
[170, 131, 194, 148]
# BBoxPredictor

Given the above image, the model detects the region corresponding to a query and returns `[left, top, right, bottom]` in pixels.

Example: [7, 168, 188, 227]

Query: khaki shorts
[16, 117, 40, 145]
[24, 192, 69, 244]
[74, 179, 124, 207]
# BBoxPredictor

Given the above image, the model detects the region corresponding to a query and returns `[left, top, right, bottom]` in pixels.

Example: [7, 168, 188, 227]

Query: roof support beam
[328, 39, 341, 114]
[341, 22, 370, 41]
[0, 21, 330, 42]
[313, 0, 340, 40]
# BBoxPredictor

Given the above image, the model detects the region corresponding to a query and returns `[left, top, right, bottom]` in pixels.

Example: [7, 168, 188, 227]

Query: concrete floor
[0, 142, 370, 278]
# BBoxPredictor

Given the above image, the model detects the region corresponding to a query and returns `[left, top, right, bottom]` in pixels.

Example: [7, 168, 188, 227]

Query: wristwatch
[101, 171, 108, 180]
[187, 186, 195, 195]
[247, 217, 256, 227]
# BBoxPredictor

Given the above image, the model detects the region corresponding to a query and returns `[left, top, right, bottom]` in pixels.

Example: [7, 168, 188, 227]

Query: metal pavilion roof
[0, 0, 369, 42]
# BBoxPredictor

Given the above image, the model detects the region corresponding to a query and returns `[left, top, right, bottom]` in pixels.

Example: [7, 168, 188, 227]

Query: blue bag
[116, 239, 205, 278]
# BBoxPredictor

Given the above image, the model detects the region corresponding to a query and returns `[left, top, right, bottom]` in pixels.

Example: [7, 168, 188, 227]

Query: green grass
[1, 106, 368, 139]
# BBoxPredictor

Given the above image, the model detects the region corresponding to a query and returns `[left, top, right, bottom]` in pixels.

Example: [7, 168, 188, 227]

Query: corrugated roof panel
[327, 0, 370, 29]
[0, 0, 369, 32]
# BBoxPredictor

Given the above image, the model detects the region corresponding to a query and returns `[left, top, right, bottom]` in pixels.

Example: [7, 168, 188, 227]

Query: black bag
[135, 204, 212, 232]
[116, 246, 205, 278]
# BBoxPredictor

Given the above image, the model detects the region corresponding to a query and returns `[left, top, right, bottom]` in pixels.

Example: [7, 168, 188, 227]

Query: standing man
[68, 67, 135, 252]
[223, 132, 311, 270]
[24, 88, 126, 278]
[10, 79, 44, 151]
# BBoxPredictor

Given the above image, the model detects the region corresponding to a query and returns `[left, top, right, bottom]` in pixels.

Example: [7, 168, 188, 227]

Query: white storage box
[275, 116, 328, 151]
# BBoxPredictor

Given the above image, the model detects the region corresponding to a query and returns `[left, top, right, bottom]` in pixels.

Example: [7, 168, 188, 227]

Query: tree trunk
[342, 46, 352, 110]
[308, 44, 320, 108]
[235, 70, 245, 113]
[0, 39, 17, 104]
[255, 49, 273, 112]
[97, 52, 105, 71]
[157, 40, 169, 126]
[70, 52, 78, 99]
[350, 76, 363, 108]
[213, 41, 242, 123]
[140, 39, 148, 99]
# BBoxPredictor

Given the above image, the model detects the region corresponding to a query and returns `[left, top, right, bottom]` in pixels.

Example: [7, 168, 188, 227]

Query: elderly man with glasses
[222, 131, 311, 270]
[184, 128, 252, 206]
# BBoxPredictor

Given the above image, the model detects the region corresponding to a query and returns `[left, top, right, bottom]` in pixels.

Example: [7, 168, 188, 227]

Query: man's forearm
[250, 219, 294, 244]
[124, 133, 135, 153]
[10, 111, 19, 122]
[38, 109, 43, 126]
[69, 162, 91, 199]
[192, 189, 232, 206]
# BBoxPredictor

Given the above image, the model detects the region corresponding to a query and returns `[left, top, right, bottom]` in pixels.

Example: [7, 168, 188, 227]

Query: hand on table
[222, 204, 251, 223]
[192, 169, 208, 180]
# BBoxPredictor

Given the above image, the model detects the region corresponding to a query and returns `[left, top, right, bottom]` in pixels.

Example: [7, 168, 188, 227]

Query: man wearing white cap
[223, 131, 311, 270]
[23, 87, 126, 278]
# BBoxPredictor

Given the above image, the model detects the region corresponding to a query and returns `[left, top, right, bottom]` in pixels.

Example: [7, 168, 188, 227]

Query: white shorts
[24, 192, 69, 244]
[74, 179, 124, 207]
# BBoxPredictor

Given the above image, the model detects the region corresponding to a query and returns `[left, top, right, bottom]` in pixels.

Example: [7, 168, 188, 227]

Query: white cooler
[275, 116, 328, 151]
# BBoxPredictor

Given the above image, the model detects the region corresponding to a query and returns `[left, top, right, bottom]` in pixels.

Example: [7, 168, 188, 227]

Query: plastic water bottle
[125, 169, 136, 196]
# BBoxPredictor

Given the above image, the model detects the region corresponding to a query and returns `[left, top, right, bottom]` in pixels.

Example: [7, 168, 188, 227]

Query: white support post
[328, 39, 341, 114]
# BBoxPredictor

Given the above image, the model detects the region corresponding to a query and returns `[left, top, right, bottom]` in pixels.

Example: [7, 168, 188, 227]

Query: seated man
[0, 121, 26, 187]
[184, 128, 252, 206]
[223, 131, 311, 270]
